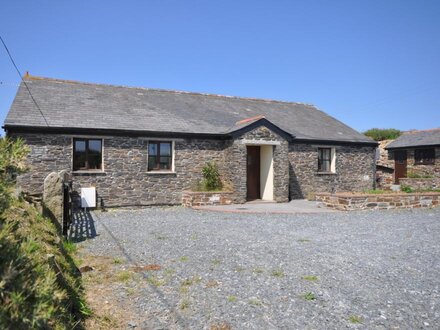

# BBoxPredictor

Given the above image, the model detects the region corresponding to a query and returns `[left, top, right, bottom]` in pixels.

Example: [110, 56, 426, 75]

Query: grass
[227, 295, 237, 302]
[248, 298, 262, 306]
[0, 196, 86, 329]
[181, 276, 202, 287]
[302, 275, 319, 282]
[302, 292, 316, 301]
[62, 240, 77, 253]
[146, 274, 166, 287]
[179, 256, 189, 262]
[179, 299, 190, 310]
[211, 259, 222, 266]
[113, 258, 122, 264]
[348, 315, 363, 324]
[297, 238, 311, 243]
[252, 268, 264, 274]
[271, 269, 284, 277]
[116, 270, 132, 283]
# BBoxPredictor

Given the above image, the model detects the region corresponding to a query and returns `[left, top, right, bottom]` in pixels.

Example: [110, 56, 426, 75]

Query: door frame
[246, 144, 274, 201]
[246, 146, 261, 200]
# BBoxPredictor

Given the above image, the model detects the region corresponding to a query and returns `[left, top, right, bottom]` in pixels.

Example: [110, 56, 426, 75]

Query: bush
[400, 185, 414, 193]
[200, 162, 223, 191]
[363, 128, 401, 141]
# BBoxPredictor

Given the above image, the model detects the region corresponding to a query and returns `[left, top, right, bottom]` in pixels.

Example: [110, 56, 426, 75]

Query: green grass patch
[179, 299, 190, 310]
[116, 270, 132, 282]
[271, 269, 284, 277]
[302, 292, 316, 301]
[227, 295, 237, 302]
[302, 275, 319, 282]
[248, 298, 262, 306]
[179, 256, 189, 262]
[113, 257, 122, 264]
[348, 315, 363, 324]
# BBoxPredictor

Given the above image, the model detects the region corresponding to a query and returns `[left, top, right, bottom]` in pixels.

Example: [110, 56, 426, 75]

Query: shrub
[200, 162, 222, 191]
[363, 128, 401, 141]
[401, 185, 414, 193]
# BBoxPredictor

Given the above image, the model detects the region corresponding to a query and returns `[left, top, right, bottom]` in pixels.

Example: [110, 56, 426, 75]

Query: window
[414, 148, 435, 165]
[73, 139, 103, 171]
[148, 141, 173, 171]
[318, 147, 335, 173]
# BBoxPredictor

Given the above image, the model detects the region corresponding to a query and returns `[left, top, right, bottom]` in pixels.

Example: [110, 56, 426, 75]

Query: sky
[1, 1, 439, 135]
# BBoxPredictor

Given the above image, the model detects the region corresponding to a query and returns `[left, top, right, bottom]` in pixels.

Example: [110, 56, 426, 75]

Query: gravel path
[77, 207, 440, 329]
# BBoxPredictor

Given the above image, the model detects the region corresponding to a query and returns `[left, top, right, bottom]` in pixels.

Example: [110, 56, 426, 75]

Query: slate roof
[4, 76, 376, 145]
[386, 128, 440, 149]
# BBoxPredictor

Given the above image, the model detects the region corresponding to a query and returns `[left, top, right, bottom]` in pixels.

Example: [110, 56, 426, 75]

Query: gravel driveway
[76, 207, 440, 329]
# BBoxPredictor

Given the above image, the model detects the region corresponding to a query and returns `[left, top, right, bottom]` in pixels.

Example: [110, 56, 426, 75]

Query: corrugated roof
[386, 128, 440, 149]
[4, 76, 375, 144]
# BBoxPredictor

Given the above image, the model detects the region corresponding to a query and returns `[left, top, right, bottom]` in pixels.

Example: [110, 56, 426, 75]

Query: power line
[0, 35, 49, 126]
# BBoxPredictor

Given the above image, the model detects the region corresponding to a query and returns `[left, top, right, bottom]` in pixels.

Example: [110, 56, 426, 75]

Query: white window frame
[147, 140, 175, 174]
[317, 146, 336, 174]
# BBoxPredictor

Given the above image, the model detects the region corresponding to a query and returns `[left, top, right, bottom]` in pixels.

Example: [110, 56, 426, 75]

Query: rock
[43, 171, 64, 226]
[79, 265, 94, 273]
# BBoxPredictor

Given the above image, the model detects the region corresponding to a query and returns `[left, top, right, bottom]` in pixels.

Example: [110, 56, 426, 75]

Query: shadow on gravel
[69, 209, 97, 242]
[92, 211, 189, 328]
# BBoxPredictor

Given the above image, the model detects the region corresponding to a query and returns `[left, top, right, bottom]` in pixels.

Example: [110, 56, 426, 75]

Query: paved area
[194, 199, 338, 214]
[76, 207, 440, 329]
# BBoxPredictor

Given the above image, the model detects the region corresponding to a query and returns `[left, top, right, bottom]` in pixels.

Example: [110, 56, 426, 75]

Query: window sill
[146, 171, 176, 175]
[72, 171, 106, 176]
[316, 171, 337, 175]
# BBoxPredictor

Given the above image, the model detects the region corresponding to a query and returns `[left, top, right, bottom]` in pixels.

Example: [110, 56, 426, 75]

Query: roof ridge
[23, 74, 315, 107]
[403, 127, 440, 134]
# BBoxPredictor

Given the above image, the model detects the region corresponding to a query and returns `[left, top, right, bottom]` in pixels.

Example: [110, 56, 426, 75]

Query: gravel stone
[76, 207, 440, 329]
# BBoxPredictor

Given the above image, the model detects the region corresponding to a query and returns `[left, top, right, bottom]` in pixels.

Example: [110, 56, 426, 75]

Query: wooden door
[394, 150, 407, 184]
[247, 146, 261, 200]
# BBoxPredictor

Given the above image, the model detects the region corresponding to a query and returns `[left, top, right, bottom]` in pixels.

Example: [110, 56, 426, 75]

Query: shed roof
[4, 76, 375, 145]
[386, 128, 440, 149]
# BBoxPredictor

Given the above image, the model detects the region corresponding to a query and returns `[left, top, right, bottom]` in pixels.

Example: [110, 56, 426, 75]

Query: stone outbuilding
[4, 75, 377, 207]
[385, 128, 440, 184]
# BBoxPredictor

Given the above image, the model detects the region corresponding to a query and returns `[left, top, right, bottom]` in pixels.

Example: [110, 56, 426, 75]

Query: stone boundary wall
[182, 191, 235, 207]
[316, 192, 440, 211]
[399, 178, 440, 190]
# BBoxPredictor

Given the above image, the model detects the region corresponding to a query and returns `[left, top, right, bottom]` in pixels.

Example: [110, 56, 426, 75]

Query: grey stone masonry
[12, 126, 376, 207]
[289, 144, 376, 198]
[13, 133, 229, 207]
[226, 126, 290, 203]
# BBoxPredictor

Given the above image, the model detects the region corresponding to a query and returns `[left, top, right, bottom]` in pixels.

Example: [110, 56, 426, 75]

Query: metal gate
[62, 181, 73, 236]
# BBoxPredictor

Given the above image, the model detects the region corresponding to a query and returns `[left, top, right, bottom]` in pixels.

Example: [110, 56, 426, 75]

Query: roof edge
[385, 143, 440, 150]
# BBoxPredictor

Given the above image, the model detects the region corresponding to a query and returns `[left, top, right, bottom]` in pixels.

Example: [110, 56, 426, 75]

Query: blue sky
[1, 1, 439, 135]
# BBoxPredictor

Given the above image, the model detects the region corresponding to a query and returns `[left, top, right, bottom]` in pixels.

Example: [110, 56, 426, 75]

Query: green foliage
[407, 171, 433, 179]
[302, 292, 316, 301]
[0, 199, 86, 328]
[200, 162, 223, 191]
[0, 136, 86, 328]
[400, 185, 414, 193]
[363, 128, 401, 141]
[0, 137, 30, 184]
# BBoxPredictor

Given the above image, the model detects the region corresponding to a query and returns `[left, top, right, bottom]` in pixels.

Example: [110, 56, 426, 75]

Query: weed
[126, 287, 136, 295]
[210, 322, 232, 330]
[302, 275, 318, 282]
[180, 299, 190, 310]
[211, 259, 222, 266]
[179, 286, 189, 294]
[146, 275, 165, 287]
[298, 238, 310, 243]
[63, 240, 77, 253]
[190, 233, 198, 240]
[248, 298, 262, 306]
[271, 269, 284, 277]
[302, 292, 316, 301]
[227, 295, 237, 302]
[113, 258, 122, 264]
[181, 276, 202, 287]
[348, 315, 363, 324]
[235, 266, 245, 272]
[252, 268, 264, 274]
[179, 256, 189, 262]
[116, 270, 132, 283]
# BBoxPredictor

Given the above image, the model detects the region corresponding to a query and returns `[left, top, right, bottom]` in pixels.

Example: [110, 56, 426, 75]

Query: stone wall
[13, 133, 230, 207]
[316, 192, 440, 211]
[182, 191, 234, 207]
[226, 126, 290, 203]
[289, 144, 376, 198]
[399, 178, 440, 190]
[12, 129, 376, 207]
[388, 147, 440, 178]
